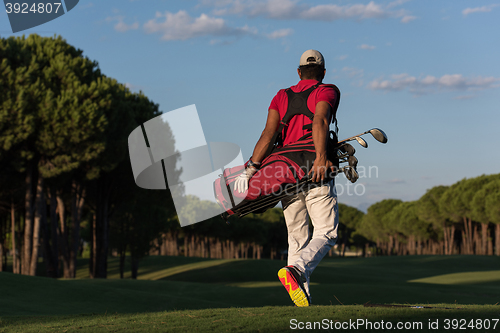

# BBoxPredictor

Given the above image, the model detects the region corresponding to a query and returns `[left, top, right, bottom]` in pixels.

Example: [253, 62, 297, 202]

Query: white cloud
[387, 0, 410, 9]
[106, 16, 139, 32]
[463, 4, 499, 16]
[115, 20, 139, 32]
[143, 10, 253, 41]
[368, 73, 499, 94]
[265, 28, 293, 39]
[302, 2, 389, 20]
[337, 55, 348, 61]
[205, 0, 412, 22]
[401, 15, 416, 23]
[359, 44, 376, 50]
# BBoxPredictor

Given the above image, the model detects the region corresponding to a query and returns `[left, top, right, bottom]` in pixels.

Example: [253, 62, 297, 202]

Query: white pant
[282, 180, 339, 297]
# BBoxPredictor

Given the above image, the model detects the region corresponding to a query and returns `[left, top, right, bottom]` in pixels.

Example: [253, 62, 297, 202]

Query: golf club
[369, 128, 388, 143]
[337, 142, 355, 156]
[338, 128, 388, 145]
[356, 136, 368, 148]
[343, 166, 359, 183]
[348, 155, 358, 168]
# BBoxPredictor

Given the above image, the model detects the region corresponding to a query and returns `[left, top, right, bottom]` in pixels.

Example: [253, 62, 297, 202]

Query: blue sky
[1, 0, 499, 211]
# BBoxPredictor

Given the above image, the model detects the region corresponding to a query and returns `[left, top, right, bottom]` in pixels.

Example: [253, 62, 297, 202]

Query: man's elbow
[313, 117, 329, 128]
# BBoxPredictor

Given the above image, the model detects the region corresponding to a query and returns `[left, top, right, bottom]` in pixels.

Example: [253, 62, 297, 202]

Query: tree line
[354, 173, 500, 256]
[0, 34, 181, 279]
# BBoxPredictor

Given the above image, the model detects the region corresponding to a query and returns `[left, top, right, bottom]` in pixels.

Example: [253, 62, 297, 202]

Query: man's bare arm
[250, 109, 280, 163]
[309, 101, 333, 182]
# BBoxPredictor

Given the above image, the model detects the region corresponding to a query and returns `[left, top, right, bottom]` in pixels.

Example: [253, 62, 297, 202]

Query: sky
[1, 0, 499, 212]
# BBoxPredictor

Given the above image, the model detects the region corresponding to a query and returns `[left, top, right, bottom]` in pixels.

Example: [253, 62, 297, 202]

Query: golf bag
[213, 131, 340, 217]
[214, 83, 344, 219]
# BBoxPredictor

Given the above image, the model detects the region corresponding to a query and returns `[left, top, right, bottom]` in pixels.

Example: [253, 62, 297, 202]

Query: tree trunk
[488, 228, 493, 256]
[22, 165, 36, 275]
[40, 184, 57, 278]
[119, 248, 126, 279]
[388, 235, 394, 256]
[184, 235, 189, 257]
[472, 223, 479, 255]
[481, 223, 488, 256]
[0, 226, 4, 271]
[173, 231, 179, 256]
[29, 176, 44, 276]
[495, 224, 500, 256]
[395, 234, 401, 256]
[462, 217, 474, 255]
[11, 199, 18, 274]
[131, 256, 139, 279]
[90, 181, 110, 279]
[447, 227, 453, 254]
[231, 241, 237, 259]
[450, 225, 456, 254]
[58, 194, 72, 278]
[69, 182, 85, 278]
[48, 187, 59, 277]
[191, 235, 195, 256]
[90, 214, 96, 278]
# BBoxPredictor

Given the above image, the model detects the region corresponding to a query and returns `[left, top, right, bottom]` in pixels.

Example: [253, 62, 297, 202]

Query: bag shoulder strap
[320, 84, 341, 134]
[265, 82, 340, 156]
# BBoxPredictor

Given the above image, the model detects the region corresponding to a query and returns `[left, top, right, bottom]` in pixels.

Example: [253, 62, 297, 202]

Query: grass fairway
[1, 255, 500, 332]
[2, 305, 500, 332]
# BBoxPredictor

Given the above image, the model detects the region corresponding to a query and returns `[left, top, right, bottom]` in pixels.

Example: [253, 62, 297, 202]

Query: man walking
[235, 50, 340, 307]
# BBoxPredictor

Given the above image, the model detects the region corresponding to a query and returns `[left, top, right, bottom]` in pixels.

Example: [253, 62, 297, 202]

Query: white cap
[299, 49, 324, 67]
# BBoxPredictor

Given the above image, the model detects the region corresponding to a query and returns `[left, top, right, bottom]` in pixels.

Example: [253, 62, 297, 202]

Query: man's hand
[309, 155, 335, 182]
[234, 166, 259, 193]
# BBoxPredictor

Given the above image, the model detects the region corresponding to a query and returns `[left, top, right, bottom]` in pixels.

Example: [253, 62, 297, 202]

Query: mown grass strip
[2, 305, 500, 333]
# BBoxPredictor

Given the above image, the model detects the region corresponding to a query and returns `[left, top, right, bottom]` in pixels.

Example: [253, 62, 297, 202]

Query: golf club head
[343, 166, 359, 183]
[338, 143, 356, 156]
[355, 137, 368, 148]
[369, 128, 388, 144]
[348, 155, 358, 168]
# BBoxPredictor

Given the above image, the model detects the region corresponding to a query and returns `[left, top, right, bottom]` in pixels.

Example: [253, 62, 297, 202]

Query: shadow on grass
[2, 305, 500, 333]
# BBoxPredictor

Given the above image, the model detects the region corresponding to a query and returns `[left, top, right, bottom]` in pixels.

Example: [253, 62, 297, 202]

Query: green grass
[2, 305, 500, 332]
[1, 255, 500, 332]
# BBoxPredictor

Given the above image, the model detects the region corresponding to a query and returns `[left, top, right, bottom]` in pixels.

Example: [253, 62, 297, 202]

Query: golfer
[235, 50, 339, 306]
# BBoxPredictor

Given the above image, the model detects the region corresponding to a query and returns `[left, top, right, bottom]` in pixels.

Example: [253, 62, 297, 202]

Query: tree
[0, 35, 44, 276]
[471, 174, 500, 255]
[0, 34, 111, 277]
[337, 203, 364, 256]
[416, 186, 453, 254]
[0, 34, 174, 279]
[482, 179, 500, 256]
[437, 175, 499, 255]
[357, 199, 402, 255]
